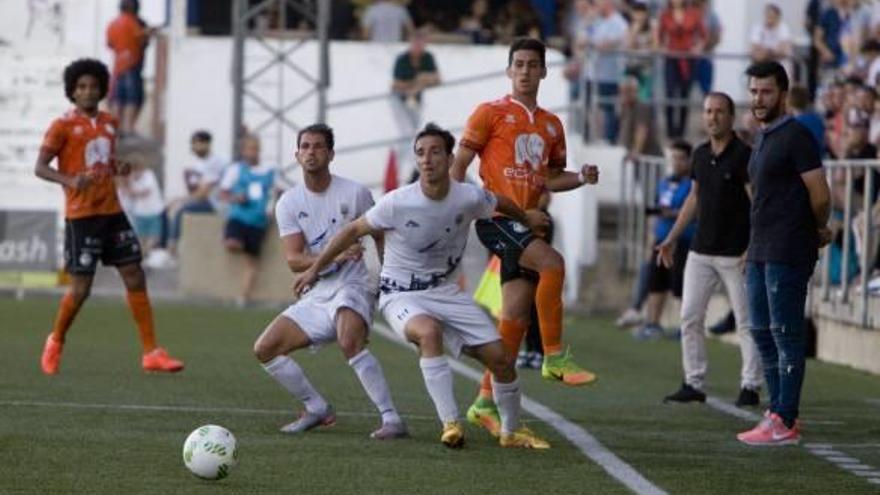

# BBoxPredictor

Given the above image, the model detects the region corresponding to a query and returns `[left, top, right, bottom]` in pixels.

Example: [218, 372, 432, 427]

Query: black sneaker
[708, 311, 736, 335]
[663, 383, 707, 403]
[734, 387, 760, 407]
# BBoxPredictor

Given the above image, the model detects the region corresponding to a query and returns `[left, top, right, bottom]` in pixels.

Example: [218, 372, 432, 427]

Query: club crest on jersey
[73, 126, 84, 136]
[298, 211, 309, 219]
[79, 252, 93, 266]
[405, 219, 420, 228]
[340, 204, 349, 216]
[514, 133, 545, 171]
[454, 213, 463, 225]
[505, 114, 516, 124]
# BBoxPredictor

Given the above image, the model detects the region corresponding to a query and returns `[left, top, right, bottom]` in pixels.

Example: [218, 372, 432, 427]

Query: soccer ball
[182, 425, 238, 480]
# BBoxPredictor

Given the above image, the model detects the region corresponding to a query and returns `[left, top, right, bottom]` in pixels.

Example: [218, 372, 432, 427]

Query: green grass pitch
[1, 296, 879, 494]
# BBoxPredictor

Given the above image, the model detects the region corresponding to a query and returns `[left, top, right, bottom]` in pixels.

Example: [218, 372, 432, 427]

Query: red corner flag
[384, 148, 399, 193]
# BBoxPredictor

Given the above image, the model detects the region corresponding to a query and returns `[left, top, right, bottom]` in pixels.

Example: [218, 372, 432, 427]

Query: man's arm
[34, 148, 89, 191]
[656, 182, 699, 267]
[451, 146, 477, 181]
[801, 168, 832, 245]
[545, 164, 599, 192]
[371, 231, 385, 265]
[292, 217, 378, 295]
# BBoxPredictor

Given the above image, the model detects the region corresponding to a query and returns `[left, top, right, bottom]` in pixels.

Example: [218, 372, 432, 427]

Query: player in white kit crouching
[253, 124, 406, 440]
[293, 124, 550, 449]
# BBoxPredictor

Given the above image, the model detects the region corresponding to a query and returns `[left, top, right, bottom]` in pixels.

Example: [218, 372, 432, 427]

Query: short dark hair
[63, 58, 110, 103]
[669, 139, 693, 157]
[705, 91, 735, 116]
[745, 61, 789, 92]
[191, 130, 212, 143]
[766, 3, 781, 16]
[508, 37, 546, 67]
[632, 2, 648, 13]
[861, 39, 880, 53]
[787, 85, 811, 111]
[859, 84, 878, 99]
[414, 123, 455, 155]
[297, 123, 335, 151]
[120, 0, 139, 13]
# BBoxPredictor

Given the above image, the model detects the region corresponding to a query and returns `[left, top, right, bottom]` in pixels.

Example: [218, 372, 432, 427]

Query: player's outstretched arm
[291, 217, 377, 296]
[450, 146, 477, 182]
[545, 164, 599, 192]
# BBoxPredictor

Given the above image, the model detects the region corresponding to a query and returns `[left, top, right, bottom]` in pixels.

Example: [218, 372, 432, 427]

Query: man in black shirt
[657, 92, 762, 407]
[736, 61, 831, 447]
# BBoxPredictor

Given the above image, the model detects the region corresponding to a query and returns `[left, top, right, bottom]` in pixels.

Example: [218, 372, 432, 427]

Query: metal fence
[616, 154, 880, 330]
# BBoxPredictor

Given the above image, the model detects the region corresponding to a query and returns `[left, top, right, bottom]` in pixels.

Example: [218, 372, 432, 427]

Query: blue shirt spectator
[654, 176, 696, 243]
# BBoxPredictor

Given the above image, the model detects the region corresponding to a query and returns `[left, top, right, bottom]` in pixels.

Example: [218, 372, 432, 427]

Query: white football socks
[491, 377, 522, 435]
[419, 356, 459, 424]
[349, 349, 402, 425]
[262, 355, 328, 414]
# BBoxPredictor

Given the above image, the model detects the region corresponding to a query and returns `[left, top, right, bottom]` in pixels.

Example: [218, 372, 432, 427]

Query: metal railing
[816, 159, 880, 328]
[616, 154, 880, 330]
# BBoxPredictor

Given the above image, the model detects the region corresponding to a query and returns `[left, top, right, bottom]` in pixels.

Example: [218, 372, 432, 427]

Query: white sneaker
[615, 308, 644, 327]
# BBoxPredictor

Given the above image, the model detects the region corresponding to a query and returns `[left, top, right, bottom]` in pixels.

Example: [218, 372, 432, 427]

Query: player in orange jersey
[451, 38, 599, 437]
[34, 58, 183, 375]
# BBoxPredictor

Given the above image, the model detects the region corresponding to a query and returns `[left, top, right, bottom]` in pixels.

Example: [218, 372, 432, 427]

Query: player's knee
[252, 336, 279, 362]
[488, 354, 515, 381]
[338, 336, 364, 359]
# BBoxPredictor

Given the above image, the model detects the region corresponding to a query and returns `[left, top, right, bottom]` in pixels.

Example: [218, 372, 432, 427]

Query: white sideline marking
[373, 323, 667, 495]
[0, 399, 438, 421]
[706, 396, 879, 488]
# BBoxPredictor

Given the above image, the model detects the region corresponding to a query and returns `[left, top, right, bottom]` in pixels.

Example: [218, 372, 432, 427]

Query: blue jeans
[585, 82, 620, 143]
[745, 261, 815, 426]
[170, 199, 215, 242]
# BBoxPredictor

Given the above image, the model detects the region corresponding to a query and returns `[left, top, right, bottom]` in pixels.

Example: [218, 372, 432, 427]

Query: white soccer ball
[182, 425, 238, 480]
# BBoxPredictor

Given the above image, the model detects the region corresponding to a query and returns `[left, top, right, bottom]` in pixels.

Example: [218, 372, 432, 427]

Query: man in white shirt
[293, 124, 550, 450]
[578, 0, 628, 142]
[750, 4, 793, 65]
[253, 124, 406, 439]
[167, 130, 227, 257]
[361, 0, 414, 42]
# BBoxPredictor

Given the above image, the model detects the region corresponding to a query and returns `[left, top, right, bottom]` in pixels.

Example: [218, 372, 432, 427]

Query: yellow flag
[473, 256, 502, 318]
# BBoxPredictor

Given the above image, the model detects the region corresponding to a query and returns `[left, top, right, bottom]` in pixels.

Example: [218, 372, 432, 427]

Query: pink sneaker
[737, 412, 800, 446]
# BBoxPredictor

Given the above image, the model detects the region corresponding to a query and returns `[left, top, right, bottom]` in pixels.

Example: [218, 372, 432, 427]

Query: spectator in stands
[126, 161, 165, 255]
[822, 80, 846, 156]
[219, 135, 277, 307]
[165, 130, 227, 259]
[494, 0, 542, 43]
[842, 0, 873, 72]
[530, 0, 559, 38]
[789, 85, 827, 155]
[814, 0, 850, 74]
[361, 0, 414, 42]
[657, 0, 707, 138]
[625, 1, 657, 101]
[390, 29, 440, 178]
[106, 0, 153, 137]
[634, 140, 695, 341]
[580, 0, 629, 143]
[693, 0, 722, 95]
[619, 75, 663, 162]
[458, 0, 494, 44]
[750, 4, 793, 67]
[861, 39, 880, 87]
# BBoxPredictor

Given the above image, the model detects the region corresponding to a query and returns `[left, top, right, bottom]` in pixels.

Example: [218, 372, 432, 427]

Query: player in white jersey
[293, 124, 550, 449]
[253, 124, 406, 440]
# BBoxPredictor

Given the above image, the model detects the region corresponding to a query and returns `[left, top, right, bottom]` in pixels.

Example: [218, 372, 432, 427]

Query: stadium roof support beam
[230, 0, 329, 161]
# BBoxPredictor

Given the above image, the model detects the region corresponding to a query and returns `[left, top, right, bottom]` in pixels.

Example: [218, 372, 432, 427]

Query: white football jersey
[276, 175, 374, 296]
[365, 181, 497, 293]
